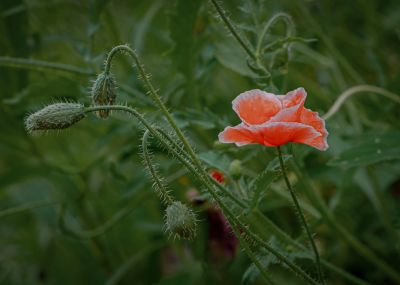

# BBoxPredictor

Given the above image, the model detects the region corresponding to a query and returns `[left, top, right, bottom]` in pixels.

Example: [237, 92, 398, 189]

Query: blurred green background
[1, 0, 399, 284]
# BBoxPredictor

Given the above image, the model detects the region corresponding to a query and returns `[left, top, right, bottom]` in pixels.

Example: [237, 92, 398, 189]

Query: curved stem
[102, 45, 249, 217]
[155, 128, 247, 208]
[323, 85, 400, 120]
[256, 13, 295, 55]
[142, 130, 174, 205]
[209, 0, 256, 60]
[84, 105, 317, 284]
[277, 146, 324, 284]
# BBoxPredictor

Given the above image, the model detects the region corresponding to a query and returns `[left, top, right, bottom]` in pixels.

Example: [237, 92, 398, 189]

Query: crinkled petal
[232, 89, 282, 125]
[271, 88, 307, 122]
[300, 108, 329, 150]
[279, 87, 307, 108]
[253, 122, 325, 150]
[218, 123, 262, 146]
[219, 121, 327, 150]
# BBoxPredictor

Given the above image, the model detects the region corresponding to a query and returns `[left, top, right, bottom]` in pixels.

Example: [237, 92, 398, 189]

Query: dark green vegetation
[1, 0, 400, 284]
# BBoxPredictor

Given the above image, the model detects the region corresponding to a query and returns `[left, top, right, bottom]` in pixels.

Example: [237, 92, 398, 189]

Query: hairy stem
[85, 105, 317, 284]
[103, 45, 247, 217]
[209, 0, 256, 60]
[142, 130, 174, 205]
[277, 146, 324, 284]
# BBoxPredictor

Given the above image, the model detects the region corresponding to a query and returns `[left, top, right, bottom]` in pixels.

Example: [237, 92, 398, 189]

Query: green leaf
[214, 38, 256, 77]
[241, 255, 273, 285]
[249, 167, 280, 211]
[172, 109, 218, 129]
[267, 154, 292, 172]
[328, 132, 400, 168]
[198, 151, 231, 173]
[169, 0, 202, 78]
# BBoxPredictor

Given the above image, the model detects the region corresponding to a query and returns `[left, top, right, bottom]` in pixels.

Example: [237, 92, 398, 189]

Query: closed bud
[25, 103, 85, 133]
[91, 72, 117, 118]
[165, 201, 197, 240]
[229, 159, 242, 180]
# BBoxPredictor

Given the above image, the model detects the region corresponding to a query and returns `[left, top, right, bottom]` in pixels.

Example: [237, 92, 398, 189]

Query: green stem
[231, 222, 276, 285]
[209, 0, 271, 81]
[148, 126, 370, 285]
[238, 219, 319, 285]
[277, 146, 324, 284]
[250, 211, 371, 285]
[323, 85, 400, 120]
[290, 160, 400, 283]
[155, 128, 247, 208]
[0, 56, 94, 76]
[102, 46, 248, 214]
[209, 0, 256, 60]
[85, 105, 316, 284]
[142, 130, 174, 205]
[256, 12, 295, 55]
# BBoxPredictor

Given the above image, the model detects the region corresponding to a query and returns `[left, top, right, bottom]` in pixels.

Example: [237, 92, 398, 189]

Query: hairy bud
[91, 72, 117, 118]
[165, 201, 197, 240]
[25, 103, 85, 133]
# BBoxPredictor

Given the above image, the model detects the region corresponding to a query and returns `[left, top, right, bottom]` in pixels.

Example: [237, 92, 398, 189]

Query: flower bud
[229, 160, 242, 180]
[25, 103, 85, 133]
[91, 72, 117, 118]
[165, 201, 197, 240]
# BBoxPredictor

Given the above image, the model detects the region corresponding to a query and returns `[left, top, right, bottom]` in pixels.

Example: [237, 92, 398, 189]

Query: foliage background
[0, 0, 399, 284]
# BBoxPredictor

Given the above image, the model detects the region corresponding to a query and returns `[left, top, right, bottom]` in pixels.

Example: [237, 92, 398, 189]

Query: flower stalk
[277, 146, 324, 284]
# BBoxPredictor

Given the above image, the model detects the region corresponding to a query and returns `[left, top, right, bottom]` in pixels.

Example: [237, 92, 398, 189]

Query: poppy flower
[210, 170, 225, 184]
[218, 88, 329, 151]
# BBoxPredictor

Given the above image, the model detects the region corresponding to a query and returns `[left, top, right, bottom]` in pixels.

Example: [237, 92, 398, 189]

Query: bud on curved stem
[165, 201, 197, 240]
[91, 72, 117, 118]
[25, 102, 85, 133]
[142, 130, 174, 206]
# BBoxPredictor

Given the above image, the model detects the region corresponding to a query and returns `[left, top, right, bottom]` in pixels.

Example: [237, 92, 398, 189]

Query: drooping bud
[165, 201, 197, 240]
[91, 71, 117, 118]
[25, 103, 85, 134]
[229, 160, 242, 180]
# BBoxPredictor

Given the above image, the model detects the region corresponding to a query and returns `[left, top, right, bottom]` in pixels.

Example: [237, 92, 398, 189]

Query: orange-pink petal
[253, 122, 321, 148]
[232, 89, 282, 125]
[279, 87, 307, 108]
[218, 123, 262, 146]
[218, 122, 328, 150]
[271, 88, 307, 123]
[300, 108, 329, 150]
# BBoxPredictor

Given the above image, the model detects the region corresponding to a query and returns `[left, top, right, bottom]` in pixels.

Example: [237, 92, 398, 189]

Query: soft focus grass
[0, 0, 399, 284]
